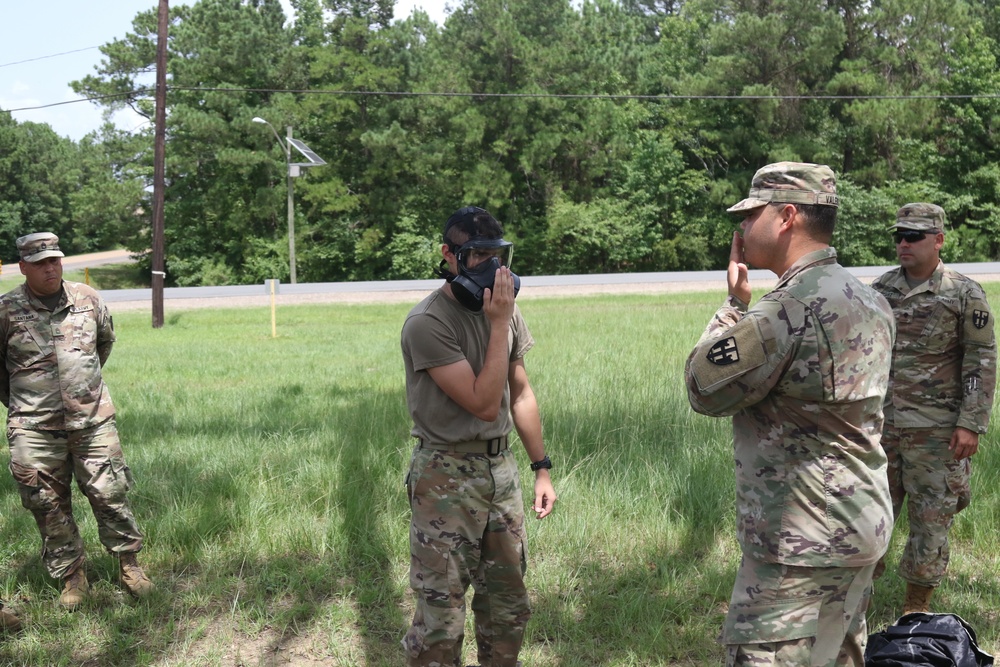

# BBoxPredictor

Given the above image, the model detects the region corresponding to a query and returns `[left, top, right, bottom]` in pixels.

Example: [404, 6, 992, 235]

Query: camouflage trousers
[882, 426, 970, 587]
[7, 418, 145, 580]
[723, 555, 875, 667]
[402, 444, 530, 667]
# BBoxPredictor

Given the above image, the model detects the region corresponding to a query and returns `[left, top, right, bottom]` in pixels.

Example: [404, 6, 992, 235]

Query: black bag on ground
[865, 612, 993, 666]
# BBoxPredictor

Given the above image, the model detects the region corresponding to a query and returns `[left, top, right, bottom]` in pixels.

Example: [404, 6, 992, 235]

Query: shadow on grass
[0, 379, 412, 666]
[526, 397, 736, 665]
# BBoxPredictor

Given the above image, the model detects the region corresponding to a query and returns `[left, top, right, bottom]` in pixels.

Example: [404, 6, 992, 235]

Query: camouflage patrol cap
[727, 162, 839, 214]
[16, 232, 65, 263]
[890, 202, 946, 232]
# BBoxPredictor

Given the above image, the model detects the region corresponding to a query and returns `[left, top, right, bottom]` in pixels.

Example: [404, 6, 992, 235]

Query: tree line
[3, 0, 1000, 285]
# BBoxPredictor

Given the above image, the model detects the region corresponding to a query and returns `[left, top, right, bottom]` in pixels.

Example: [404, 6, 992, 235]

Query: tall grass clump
[0, 286, 997, 666]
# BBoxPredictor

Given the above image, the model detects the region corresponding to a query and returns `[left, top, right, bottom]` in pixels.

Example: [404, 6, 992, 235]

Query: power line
[171, 87, 1000, 101]
[0, 46, 101, 69]
[6, 91, 144, 112]
[8, 85, 1000, 114]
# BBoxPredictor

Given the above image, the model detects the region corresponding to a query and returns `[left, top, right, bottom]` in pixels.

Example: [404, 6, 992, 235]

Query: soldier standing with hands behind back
[685, 163, 895, 666]
[0, 233, 154, 611]
[871, 204, 997, 615]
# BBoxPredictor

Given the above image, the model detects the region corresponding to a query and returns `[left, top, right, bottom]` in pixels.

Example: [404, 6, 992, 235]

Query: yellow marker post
[265, 279, 279, 338]
[84, 267, 90, 286]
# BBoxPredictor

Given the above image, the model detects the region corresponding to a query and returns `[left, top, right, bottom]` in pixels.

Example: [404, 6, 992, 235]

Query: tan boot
[0, 606, 22, 633]
[903, 582, 934, 615]
[119, 552, 155, 598]
[59, 568, 90, 610]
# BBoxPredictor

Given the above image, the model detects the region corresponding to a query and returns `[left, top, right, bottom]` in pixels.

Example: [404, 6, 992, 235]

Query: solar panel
[288, 138, 327, 167]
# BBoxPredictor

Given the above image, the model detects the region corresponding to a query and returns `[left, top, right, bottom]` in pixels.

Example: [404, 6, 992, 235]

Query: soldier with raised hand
[0, 232, 154, 611]
[685, 163, 896, 666]
[400, 206, 556, 667]
[870, 203, 997, 615]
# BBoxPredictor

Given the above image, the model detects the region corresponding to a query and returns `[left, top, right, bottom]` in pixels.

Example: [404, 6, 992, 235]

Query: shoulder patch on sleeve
[966, 297, 994, 345]
[690, 317, 769, 393]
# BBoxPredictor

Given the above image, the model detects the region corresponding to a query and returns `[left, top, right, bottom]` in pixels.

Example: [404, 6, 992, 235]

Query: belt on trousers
[418, 435, 509, 456]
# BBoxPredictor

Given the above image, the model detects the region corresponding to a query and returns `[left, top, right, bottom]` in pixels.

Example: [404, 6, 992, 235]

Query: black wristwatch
[529, 455, 552, 472]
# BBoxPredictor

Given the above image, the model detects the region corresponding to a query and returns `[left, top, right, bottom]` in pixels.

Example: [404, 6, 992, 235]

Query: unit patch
[707, 337, 740, 366]
[689, 317, 769, 394]
[973, 309, 989, 330]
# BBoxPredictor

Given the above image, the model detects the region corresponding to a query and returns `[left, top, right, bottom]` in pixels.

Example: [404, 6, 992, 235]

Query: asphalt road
[0, 248, 136, 278]
[5, 250, 1000, 313]
[101, 262, 1000, 313]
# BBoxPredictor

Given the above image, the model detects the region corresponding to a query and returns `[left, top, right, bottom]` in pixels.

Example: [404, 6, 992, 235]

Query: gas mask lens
[456, 240, 513, 272]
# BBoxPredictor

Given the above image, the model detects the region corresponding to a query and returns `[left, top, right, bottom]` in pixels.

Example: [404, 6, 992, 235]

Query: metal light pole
[253, 117, 297, 283]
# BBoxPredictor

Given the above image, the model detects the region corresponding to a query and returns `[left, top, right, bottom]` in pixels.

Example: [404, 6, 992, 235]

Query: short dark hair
[443, 206, 504, 246]
[788, 203, 837, 242]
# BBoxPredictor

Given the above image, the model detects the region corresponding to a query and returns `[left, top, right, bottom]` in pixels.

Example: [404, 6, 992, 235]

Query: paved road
[0, 249, 135, 278]
[5, 250, 1000, 312]
[100, 262, 1000, 313]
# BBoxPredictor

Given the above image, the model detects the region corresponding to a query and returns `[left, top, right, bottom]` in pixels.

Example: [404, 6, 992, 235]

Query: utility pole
[252, 118, 325, 284]
[151, 0, 169, 328]
[286, 126, 296, 284]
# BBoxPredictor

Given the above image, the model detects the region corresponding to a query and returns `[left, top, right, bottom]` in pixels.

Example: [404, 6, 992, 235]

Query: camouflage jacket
[0, 281, 117, 430]
[685, 248, 896, 567]
[871, 262, 997, 433]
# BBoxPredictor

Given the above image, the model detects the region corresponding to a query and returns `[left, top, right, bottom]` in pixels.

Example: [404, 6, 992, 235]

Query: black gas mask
[448, 238, 520, 312]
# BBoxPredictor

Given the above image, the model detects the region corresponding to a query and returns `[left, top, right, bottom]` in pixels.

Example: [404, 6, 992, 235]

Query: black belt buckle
[487, 437, 503, 456]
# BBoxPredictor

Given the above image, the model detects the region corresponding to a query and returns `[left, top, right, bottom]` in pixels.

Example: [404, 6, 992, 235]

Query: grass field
[1, 288, 999, 666]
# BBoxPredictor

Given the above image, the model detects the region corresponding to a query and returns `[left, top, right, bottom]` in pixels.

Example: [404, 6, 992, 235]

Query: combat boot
[0, 605, 22, 633]
[119, 552, 155, 598]
[59, 567, 90, 610]
[903, 582, 934, 615]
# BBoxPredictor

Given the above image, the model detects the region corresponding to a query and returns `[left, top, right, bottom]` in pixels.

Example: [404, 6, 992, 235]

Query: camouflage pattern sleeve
[685, 297, 794, 417]
[0, 312, 9, 408]
[958, 281, 997, 433]
[96, 297, 116, 367]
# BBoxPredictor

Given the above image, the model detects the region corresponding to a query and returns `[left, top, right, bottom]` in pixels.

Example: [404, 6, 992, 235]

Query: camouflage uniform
[401, 287, 534, 667]
[871, 204, 997, 588]
[686, 163, 895, 666]
[1, 272, 144, 580]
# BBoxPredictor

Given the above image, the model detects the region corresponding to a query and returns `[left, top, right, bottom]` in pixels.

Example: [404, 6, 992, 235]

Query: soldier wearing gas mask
[436, 206, 521, 311]
[400, 206, 556, 667]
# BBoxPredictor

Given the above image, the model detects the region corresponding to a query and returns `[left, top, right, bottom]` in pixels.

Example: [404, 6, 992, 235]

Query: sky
[0, 0, 452, 142]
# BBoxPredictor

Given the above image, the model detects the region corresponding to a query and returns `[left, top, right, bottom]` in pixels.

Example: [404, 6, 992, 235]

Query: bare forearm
[512, 386, 544, 461]
[467, 323, 511, 421]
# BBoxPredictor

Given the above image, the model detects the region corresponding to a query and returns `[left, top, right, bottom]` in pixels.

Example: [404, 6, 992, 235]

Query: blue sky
[0, 0, 450, 141]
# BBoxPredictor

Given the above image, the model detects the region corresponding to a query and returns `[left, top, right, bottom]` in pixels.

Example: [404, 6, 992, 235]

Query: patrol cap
[16, 232, 65, 263]
[890, 202, 946, 232]
[727, 162, 839, 214]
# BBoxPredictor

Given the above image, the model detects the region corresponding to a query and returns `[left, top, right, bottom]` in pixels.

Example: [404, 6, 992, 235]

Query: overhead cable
[7, 85, 1000, 114]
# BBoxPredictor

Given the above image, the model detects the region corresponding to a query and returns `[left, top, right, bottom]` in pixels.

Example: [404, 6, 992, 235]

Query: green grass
[0, 288, 998, 665]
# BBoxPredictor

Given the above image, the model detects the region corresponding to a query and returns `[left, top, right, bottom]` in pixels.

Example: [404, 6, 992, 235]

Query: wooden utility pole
[151, 0, 169, 328]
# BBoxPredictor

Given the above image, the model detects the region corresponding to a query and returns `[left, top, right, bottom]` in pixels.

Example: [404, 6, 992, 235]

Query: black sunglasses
[893, 230, 927, 244]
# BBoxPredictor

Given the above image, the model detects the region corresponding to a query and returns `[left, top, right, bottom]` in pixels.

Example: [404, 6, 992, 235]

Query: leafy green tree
[68, 124, 148, 255]
[0, 114, 80, 261]
[75, 0, 300, 285]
